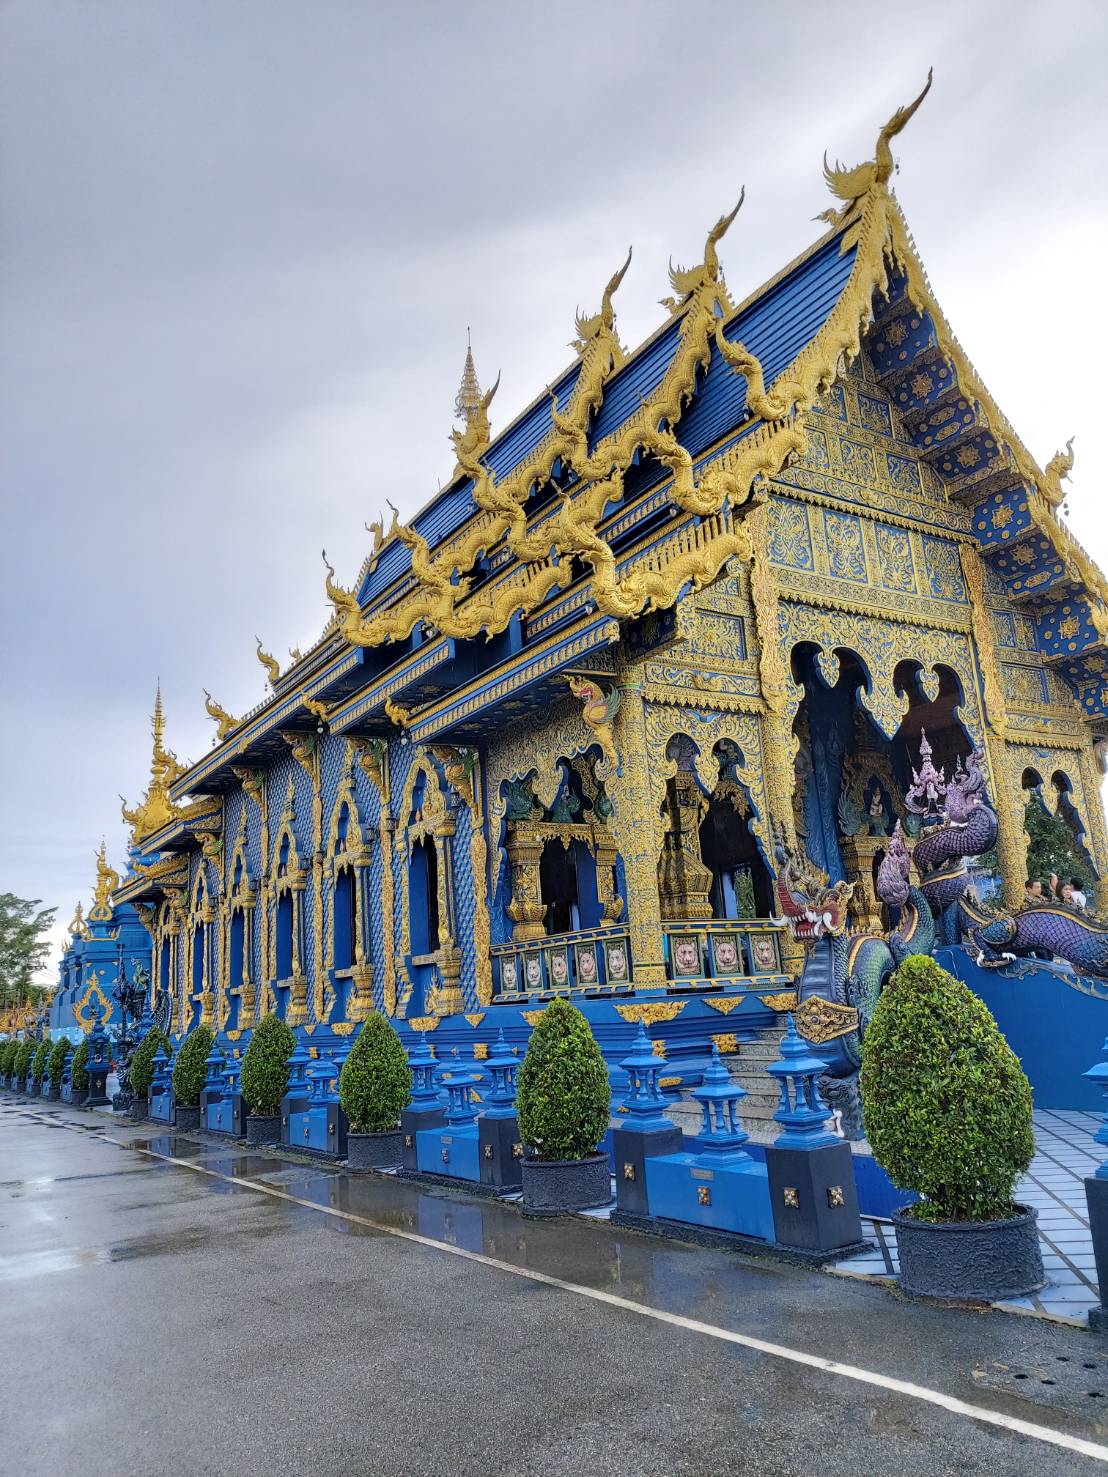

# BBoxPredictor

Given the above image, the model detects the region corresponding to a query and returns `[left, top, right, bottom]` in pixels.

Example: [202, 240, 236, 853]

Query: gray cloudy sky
[3, 0, 1107, 975]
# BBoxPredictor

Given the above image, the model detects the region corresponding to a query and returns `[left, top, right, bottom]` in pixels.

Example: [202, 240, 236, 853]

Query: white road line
[105, 1134, 1108, 1465]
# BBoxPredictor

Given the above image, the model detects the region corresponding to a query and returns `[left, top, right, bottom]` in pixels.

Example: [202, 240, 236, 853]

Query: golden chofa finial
[203, 689, 238, 741]
[1043, 436, 1075, 510]
[573, 246, 632, 354]
[819, 68, 933, 223]
[89, 841, 120, 923]
[450, 335, 500, 482]
[255, 637, 281, 687]
[68, 901, 89, 939]
[661, 189, 744, 313]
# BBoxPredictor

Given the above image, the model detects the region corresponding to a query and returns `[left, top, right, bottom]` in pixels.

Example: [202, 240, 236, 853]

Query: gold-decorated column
[609, 661, 667, 988]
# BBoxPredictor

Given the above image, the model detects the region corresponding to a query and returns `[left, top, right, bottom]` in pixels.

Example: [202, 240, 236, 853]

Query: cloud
[2, 0, 1106, 977]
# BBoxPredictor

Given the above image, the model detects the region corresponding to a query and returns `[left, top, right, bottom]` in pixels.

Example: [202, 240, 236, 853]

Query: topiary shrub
[172, 1026, 215, 1107]
[861, 953, 1034, 1223]
[16, 1038, 36, 1083]
[47, 1037, 72, 1092]
[70, 1038, 89, 1094]
[338, 1011, 411, 1133]
[1, 1039, 18, 1077]
[240, 1014, 296, 1116]
[516, 997, 611, 1161]
[130, 1029, 169, 1099]
[32, 1037, 50, 1082]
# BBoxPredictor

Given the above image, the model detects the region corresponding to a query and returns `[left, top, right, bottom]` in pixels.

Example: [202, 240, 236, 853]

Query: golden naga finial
[821, 68, 933, 220]
[573, 246, 633, 353]
[300, 690, 332, 725]
[255, 637, 281, 687]
[322, 549, 366, 643]
[203, 689, 238, 741]
[1043, 436, 1075, 510]
[88, 841, 120, 923]
[122, 685, 184, 842]
[289, 646, 303, 664]
[662, 190, 744, 313]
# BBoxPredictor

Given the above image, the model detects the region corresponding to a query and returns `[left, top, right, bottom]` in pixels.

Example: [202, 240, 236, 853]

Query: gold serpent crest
[203, 690, 238, 741]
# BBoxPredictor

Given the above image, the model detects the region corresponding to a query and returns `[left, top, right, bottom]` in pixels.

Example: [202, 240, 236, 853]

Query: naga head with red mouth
[775, 843, 853, 943]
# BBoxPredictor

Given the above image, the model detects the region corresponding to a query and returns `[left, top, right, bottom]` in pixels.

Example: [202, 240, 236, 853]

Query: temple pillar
[610, 666, 667, 988]
[1078, 742, 1108, 914]
[505, 827, 546, 941]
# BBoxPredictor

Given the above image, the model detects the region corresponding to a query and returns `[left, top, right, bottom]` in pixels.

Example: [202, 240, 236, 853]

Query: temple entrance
[539, 839, 582, 935]
[699, 793, 773, 919]
[792, 646, 974, 929]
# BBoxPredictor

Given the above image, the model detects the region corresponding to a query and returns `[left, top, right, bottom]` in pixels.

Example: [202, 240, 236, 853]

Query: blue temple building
[78, 78, 1108, 1109]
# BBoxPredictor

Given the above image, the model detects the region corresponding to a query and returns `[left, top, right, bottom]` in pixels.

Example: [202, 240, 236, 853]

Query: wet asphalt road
[4, 1096, 1108, 1476]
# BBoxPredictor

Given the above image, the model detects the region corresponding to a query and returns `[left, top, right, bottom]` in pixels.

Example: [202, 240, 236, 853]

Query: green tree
[70, 1038, 90, 1094]
[47, 1037, 72, 1091]
[338, 1012, 411, 1133]
[31, 1036, 50, 1082]
[130, 1029, 170, 1099]
[1024, 793, 1093, 897]
[861, 954, 1034, 1222]
[516, 997, 611, 1161]
[172, 1026, 215, 1107]
[0, 894, 57, 1011]
[240, 1014, 296, 1116]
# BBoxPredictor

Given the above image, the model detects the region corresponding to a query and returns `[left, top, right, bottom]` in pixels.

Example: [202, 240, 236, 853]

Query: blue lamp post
[84, 1011, 111, 1108]
[613, 1025, 682, 1216]
[400, 1030, 446, 1171]
[691, 1042, 753, 1164]
[479, 1030, 524, 1190]
[762, 1015, 864, 1257]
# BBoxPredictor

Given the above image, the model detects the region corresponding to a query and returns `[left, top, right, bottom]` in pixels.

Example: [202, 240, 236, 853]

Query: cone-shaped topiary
[16, 1038, 36, 1082]
[172, 1026, 215, 1107]
[339, 1011, 411, 1133]
[2, 1039, 19, 1076]
[31, 1037, 50, 1082]
[47, 1037, 72, 1092]
[861, 954, 1034, 1222]
[516, 997, 611, 1161]
[241, 1014, 297, 1115]
[130, 1029, 169, 1099]
[70, 1038, 89, 1094]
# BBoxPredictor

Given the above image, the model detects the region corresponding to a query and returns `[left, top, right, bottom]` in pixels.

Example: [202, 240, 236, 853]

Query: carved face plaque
[550, 951, 568, 985]
[673, 939, 700, 976]
[713, 936, 739, 973]
[606, 943, 629, 982]
[501, 957, 518, 992]
[750, 937, 778, 972]
[525, 954, 543, 988]
[576, 947, 597, 983]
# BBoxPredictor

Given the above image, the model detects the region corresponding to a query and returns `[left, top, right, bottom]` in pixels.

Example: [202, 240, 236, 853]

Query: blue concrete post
[479, 1030, 524, 1189]
[763, 1015, 864, 1257]
[614, 1026, 683, 1215]
[84, 1018, 111, 1107]
[401, 1031, 446, 1171]
[280, 1038, 312, 1148]
[202, 1040, 225, 1126]
[1082, 1040, 1108, 1331]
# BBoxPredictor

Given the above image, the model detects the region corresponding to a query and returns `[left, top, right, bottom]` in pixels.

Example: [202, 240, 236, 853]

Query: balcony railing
[491, 924, 634, 1000]
[662, 918, 789, 987]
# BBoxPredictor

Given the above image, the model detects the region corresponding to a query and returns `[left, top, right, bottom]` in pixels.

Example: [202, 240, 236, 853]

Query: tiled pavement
[832, 1109, 1104, 1324]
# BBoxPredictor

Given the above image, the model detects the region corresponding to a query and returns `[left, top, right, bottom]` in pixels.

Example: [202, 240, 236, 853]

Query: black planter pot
[245, 1114, 281, 1146]
[520, 1153, 612, 1215]
[347, 1130, 403, 1170]
[893, 1205, 1045, 1301]
[40, 1085, 57, 1102]
[174, 1104, 201, 1132]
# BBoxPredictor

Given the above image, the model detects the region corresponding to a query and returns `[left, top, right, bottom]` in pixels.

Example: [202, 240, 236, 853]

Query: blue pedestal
[645, 1152, 774, 1241]
[416, 1122, 482, 1182]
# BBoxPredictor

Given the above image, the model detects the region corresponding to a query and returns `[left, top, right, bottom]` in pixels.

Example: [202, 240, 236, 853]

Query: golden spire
[68, 901, 89, 940]
[121, 685, 184, 842]
[454, 328, 483, 423]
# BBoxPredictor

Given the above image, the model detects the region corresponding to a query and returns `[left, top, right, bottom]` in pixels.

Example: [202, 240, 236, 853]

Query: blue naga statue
[779, 734, 1108, 1098]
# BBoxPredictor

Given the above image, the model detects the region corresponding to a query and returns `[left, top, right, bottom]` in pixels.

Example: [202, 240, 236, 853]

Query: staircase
[662, 1029, 784, 1144]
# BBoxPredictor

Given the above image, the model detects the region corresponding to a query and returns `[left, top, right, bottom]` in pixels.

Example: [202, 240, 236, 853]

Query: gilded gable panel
[1003, 662, 1048, 707]
[874, 525, 915, 593]
[885, 453, 923, 497]
[824, 511, 867, 583]
[857, 393, 892, 438]
[837, 437, 877, 487]
[991, 610, 1017, 648]
[922, 536, 967, 602]
[768, 499, 814, 570]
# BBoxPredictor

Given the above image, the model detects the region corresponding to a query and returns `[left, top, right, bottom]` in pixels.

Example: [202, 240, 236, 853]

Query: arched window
[333, 868, 357, 970]
[275, 893, 294, 981]
[410, 837, 440, 955]
[229, 910, 245, 991]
